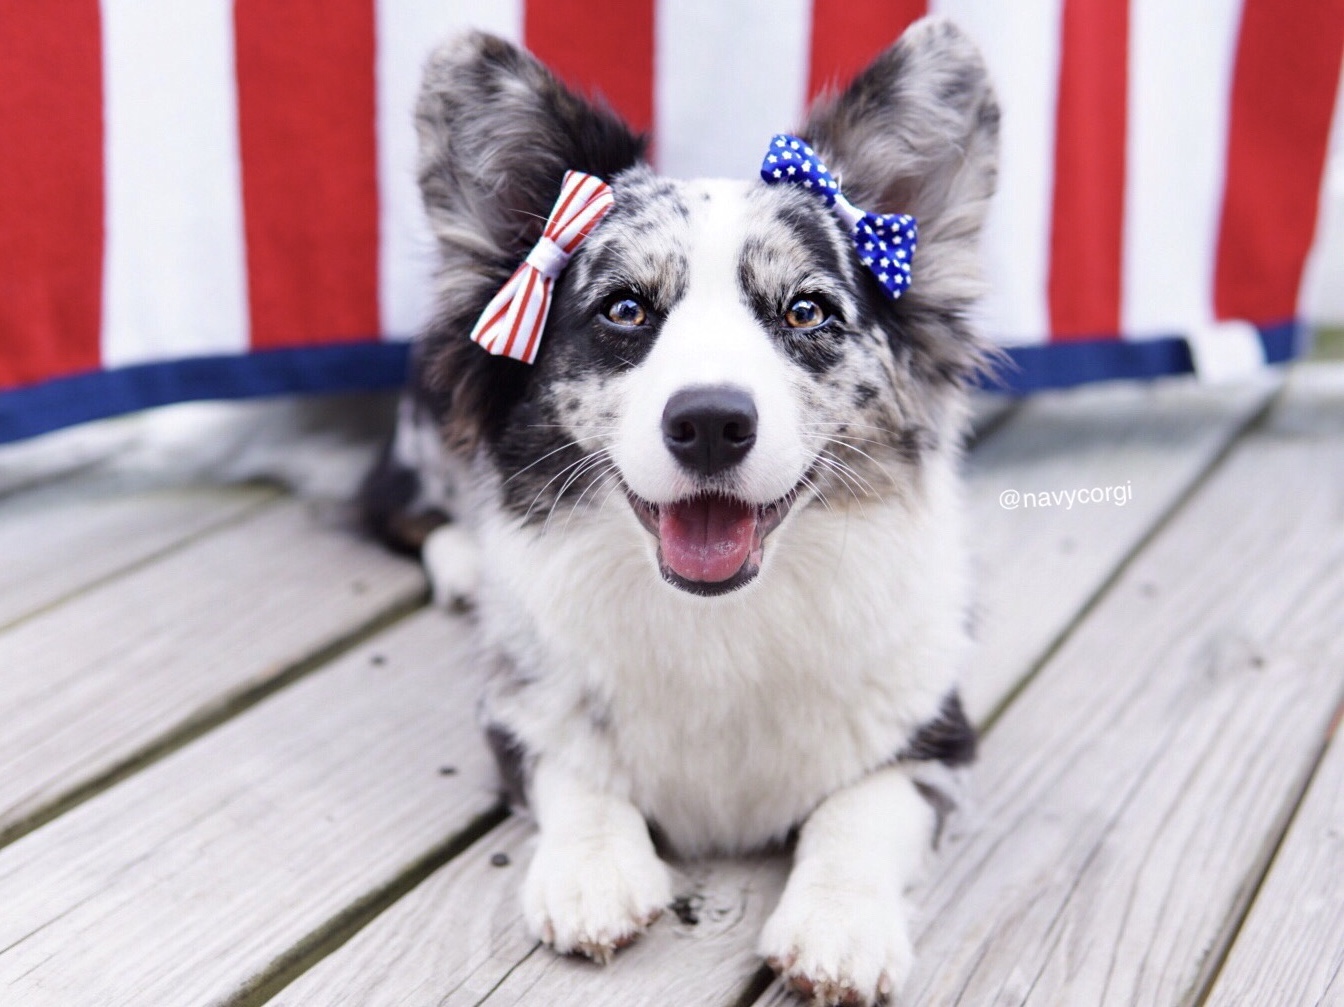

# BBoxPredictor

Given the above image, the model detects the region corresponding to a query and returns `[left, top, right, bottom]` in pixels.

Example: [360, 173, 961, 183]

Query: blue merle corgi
[361, 17, 999, 1006]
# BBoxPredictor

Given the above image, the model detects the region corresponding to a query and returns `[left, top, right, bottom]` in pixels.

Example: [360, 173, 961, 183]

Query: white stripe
[1122, 0, 1243, 338]
[934, 0, 1062, 346]
[375, 0, 524, 341]
[655, 0, 812, 180]
[100, 0, 248, 367]
[1299, 60, 1344, 324]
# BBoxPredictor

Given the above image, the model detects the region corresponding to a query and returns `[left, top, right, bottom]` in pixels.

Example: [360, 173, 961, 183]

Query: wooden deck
[2, 364, 1341, 1007]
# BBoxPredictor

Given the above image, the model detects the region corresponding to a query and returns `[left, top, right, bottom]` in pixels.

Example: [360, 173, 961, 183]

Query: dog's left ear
[803, 17, 999, 285]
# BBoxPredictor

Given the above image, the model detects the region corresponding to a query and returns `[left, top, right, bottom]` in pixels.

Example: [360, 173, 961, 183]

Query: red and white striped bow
[469, 170, 615, 364]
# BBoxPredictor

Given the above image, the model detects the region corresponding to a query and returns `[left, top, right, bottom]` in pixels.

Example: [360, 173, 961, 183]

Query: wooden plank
[0, 391, 394, 629]
[827, 363, 1344, 1007]
[1203, 726, 1344, 1007]
[967, 391, 1017, 441]
[0, 498, 426, 845]
[273, 814, 787, 1007]
[1199, 409, 1344, 1007]
[0, 474, 275, 631]
[964, 373, 1275, 722]
[0, 609, 500, 1007]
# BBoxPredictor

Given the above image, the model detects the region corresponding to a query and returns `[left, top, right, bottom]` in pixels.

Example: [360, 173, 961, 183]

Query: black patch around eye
[541, 271, 663, 376]
[772, 201, 848, 280]
[778, 322, 847, 374]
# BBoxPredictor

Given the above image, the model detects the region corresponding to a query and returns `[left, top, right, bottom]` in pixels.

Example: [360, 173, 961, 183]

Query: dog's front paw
[422, 523, 480, 611]
[759, 884, 914, 1007]
[523, 831, 672, 964]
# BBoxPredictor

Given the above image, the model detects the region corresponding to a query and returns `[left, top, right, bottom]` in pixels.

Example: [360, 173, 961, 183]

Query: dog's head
[414, 19, 999, 597]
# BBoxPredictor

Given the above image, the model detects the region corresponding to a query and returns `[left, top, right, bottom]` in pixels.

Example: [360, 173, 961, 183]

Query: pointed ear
[412, 32, 645, 447]
[802, 17, 999, 261]
[416, 32, 645, 266]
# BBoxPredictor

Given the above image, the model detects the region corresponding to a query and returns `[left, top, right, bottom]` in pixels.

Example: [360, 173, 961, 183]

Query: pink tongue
[658, 496, 757, 583]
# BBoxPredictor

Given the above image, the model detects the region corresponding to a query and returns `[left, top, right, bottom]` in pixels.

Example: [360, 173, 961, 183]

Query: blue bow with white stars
[759, 133, 917, 300]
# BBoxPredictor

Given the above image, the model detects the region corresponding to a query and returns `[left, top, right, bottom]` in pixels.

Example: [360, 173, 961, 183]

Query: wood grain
[863, 364, 1344, 1007]
[1199, 380, 1344, 1007]
[0, 473, 275, 630]
[964, 374, 1275, 722]
[275, 814, 789, 1007]
[1202, 725, 1344, 1007]
[0, 609, 499, 1007]
[0, 499, 425, 843]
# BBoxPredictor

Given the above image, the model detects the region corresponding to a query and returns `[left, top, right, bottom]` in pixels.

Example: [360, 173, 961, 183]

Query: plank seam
[0, 584, 429, 854]
[733, 963, 779, 1007]
[0, 485, 282, 636]
[976, 377, 1285, 735]
[966, 396, 1024, 449]
[469, 940, 543, 1007]
[230, 802, 512, 1007]
[1192, 687, 1344, 1007]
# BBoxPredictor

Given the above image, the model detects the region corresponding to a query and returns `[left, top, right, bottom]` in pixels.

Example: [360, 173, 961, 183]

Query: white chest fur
[471, 452, 970, 856]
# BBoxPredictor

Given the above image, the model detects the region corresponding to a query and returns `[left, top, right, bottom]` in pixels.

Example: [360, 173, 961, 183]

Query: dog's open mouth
[627, 491, 794, 596]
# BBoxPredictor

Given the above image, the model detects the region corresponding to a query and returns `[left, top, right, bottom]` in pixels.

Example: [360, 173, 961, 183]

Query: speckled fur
[364, 18, 999, 1007]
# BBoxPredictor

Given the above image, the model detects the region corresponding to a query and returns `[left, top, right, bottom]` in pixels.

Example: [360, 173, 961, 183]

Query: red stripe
[1215, 0, 1344, 324]
[545, 174, 587, 242]
[806, 0, 927, 104]
[524, 0, 655, 134]
[0, 0, 103, 390]
[234, 0, 380, 349]
[1047, 0, 1129, 342]
[479, 293, 514, 340]
[503, 269, 541, 360]
[561, 196, 613, 254]
[520, 281, 550, 363]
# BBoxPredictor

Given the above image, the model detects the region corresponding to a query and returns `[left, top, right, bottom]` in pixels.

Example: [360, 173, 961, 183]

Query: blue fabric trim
[981, 321, 1300, 394]
[0, 342, 410, 444]
[0, 322, 1304, 444]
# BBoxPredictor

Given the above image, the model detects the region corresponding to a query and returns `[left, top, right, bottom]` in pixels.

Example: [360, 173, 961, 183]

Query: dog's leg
[522, 761, 672, 964]
[759, 766, 935, 1006]
[421, 523, 480, 611]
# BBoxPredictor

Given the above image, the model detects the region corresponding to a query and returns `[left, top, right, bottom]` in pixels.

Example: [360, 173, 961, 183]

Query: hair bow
[469, 170, 614, 364]
[759, 134, 917, 299]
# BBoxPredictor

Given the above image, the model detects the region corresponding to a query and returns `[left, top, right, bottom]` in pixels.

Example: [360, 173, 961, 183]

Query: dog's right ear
[414, 33, 646, 447]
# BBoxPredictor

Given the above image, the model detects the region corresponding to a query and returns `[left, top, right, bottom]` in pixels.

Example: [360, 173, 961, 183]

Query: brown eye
[784, 298, 826, 329]
[605, 297, 647, 327]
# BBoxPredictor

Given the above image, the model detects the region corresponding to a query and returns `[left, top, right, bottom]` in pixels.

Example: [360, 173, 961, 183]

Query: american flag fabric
[1, 0, 1341, 442]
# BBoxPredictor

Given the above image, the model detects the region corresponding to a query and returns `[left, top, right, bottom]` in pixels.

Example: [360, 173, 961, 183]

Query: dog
[361, 17, 999, 1006]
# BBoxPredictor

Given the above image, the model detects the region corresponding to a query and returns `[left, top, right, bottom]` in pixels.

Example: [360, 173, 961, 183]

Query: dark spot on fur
[899, 692, 976, 767]
[853, 383, 878, 407]
[357, 440, 449, 555]
[486, 724, 533, 808]
[915, 781, 957, 849]
[438, 765, 457, 776]
[580, 687, 613, 734]
[895, 424, 937, 463]
[491, 852, 511, 867]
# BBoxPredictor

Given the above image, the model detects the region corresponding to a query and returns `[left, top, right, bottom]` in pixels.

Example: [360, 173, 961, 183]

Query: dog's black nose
[662, 386, 758, 476]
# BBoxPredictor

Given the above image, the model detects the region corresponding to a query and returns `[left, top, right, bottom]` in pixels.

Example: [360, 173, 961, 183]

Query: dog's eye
[605, 297, 648, 327]
[784, 298, 826, 329]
